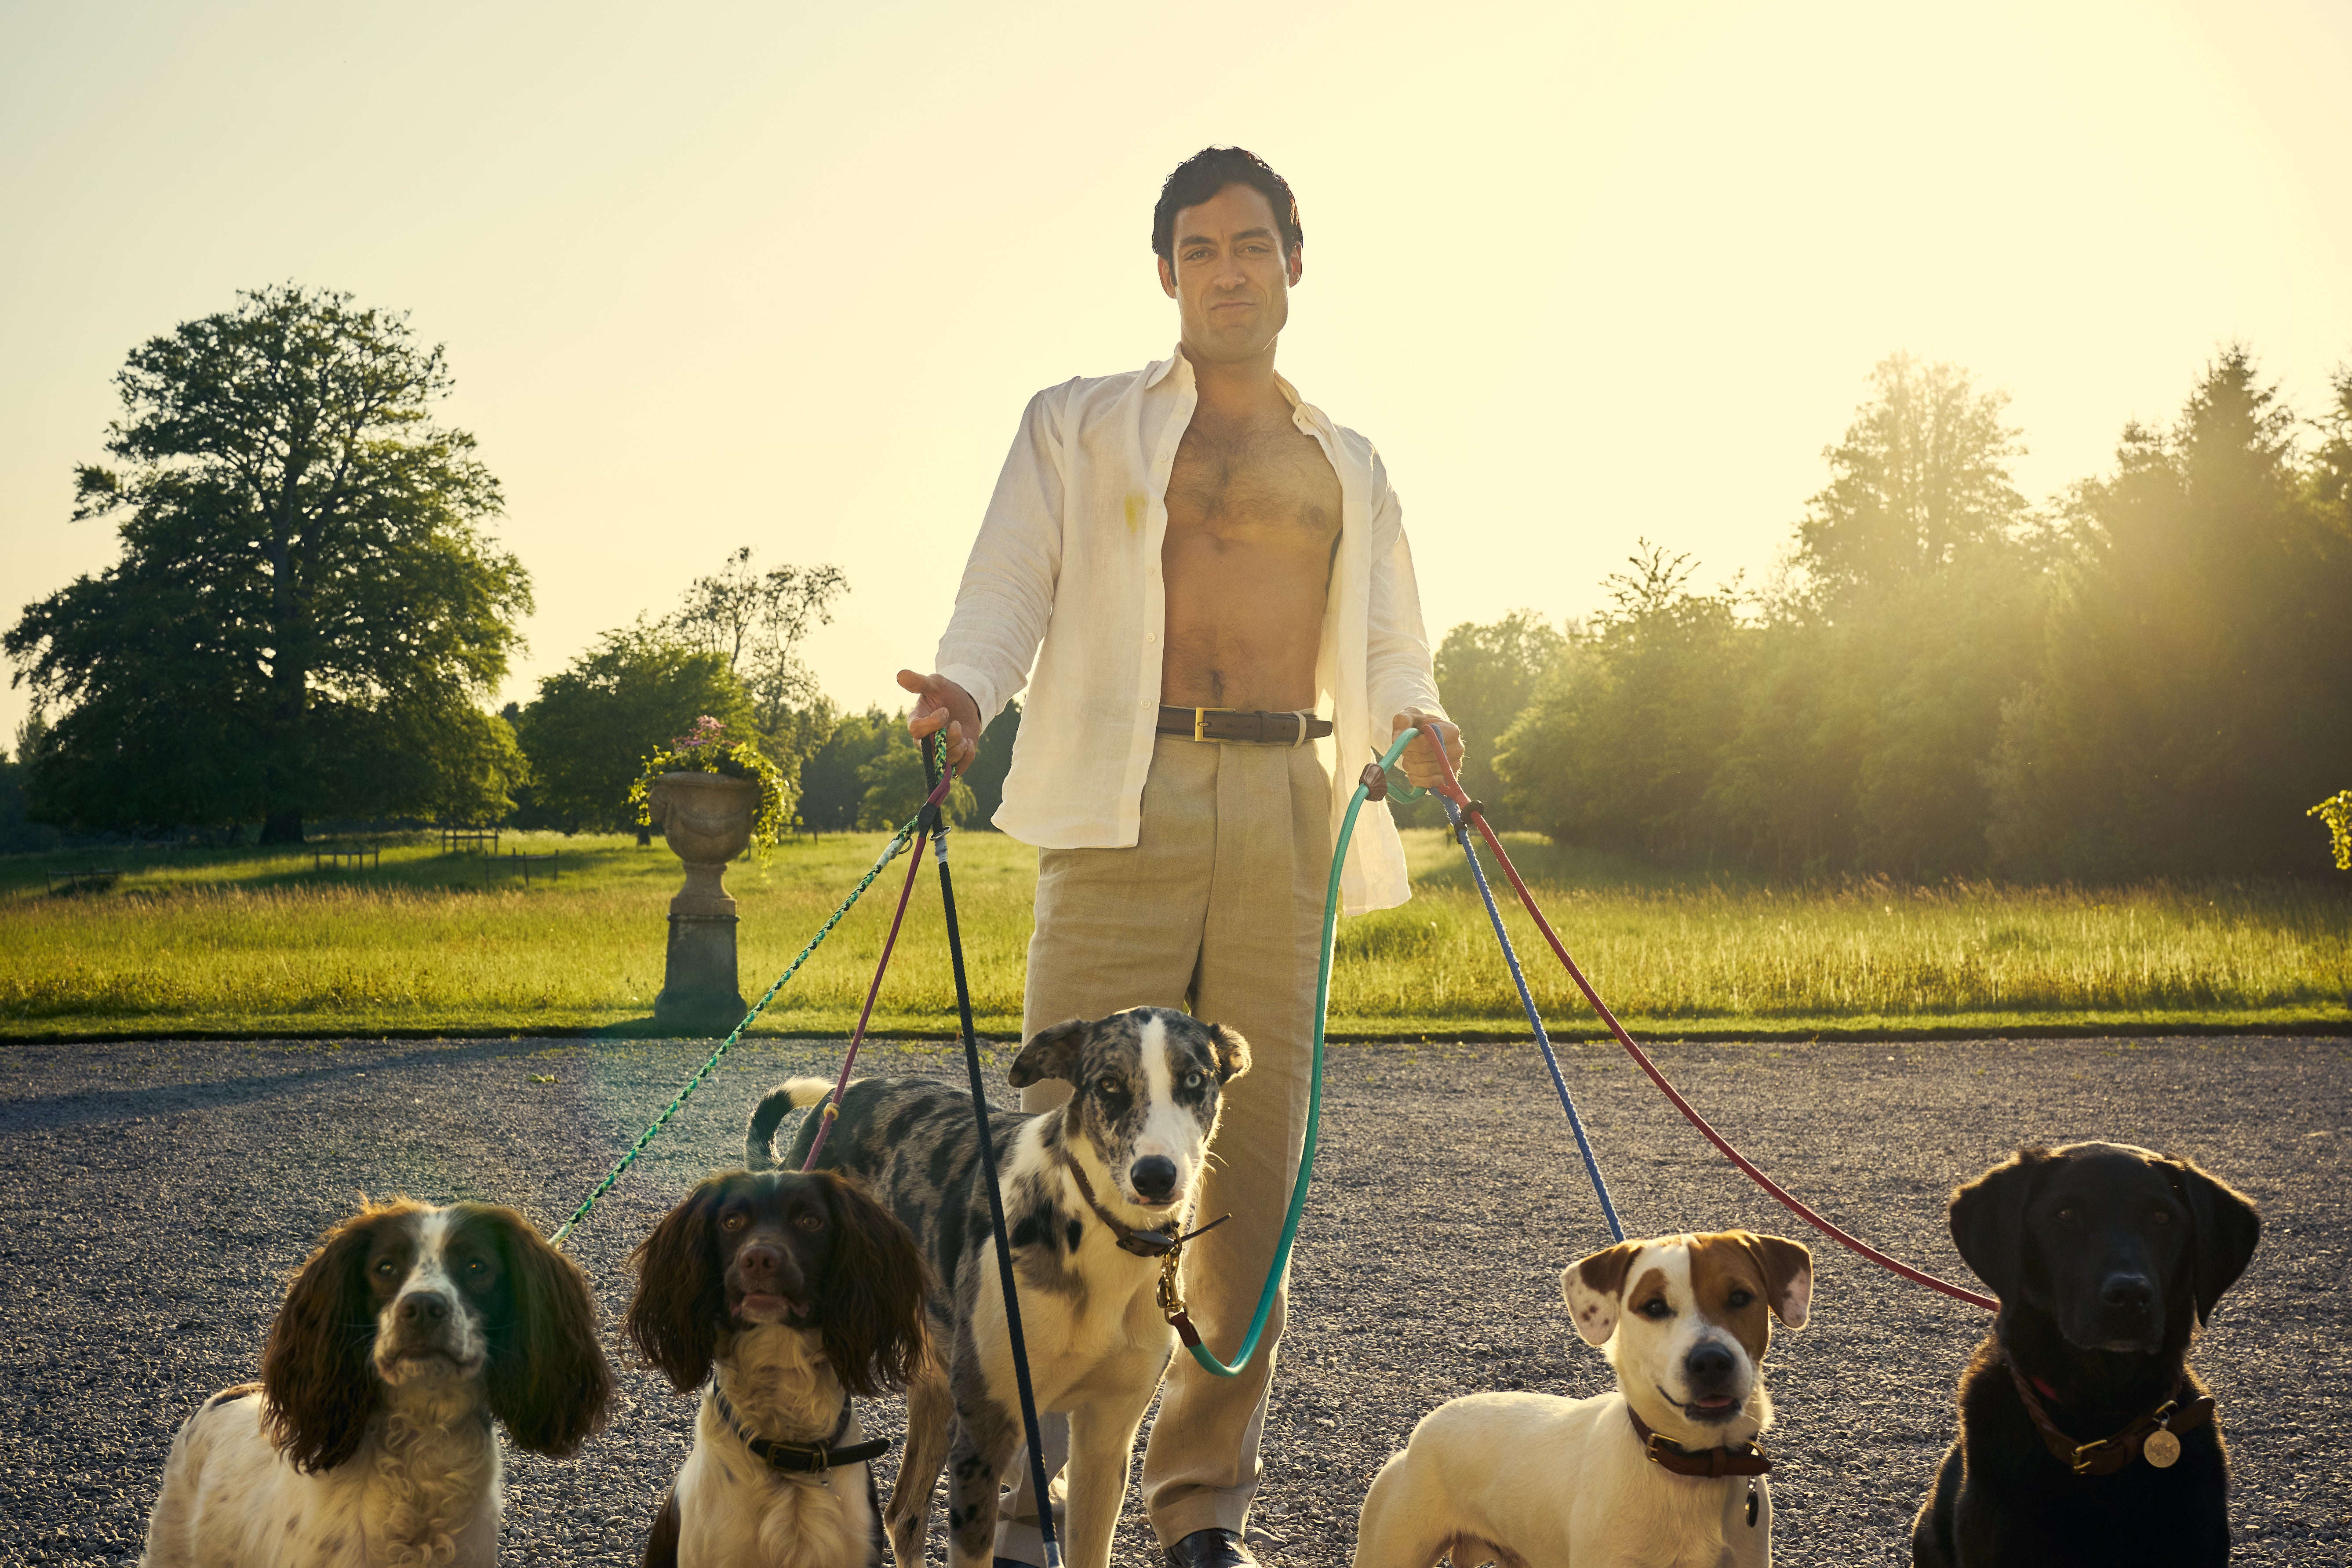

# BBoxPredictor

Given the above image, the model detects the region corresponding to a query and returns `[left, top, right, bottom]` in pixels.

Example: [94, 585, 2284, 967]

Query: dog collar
[1624, 1404, 1772, 1478]
[710, 1385, 891, 1476]
[1055, 1147, 1189, 1258]
[2003, 1359, 2215, 1475]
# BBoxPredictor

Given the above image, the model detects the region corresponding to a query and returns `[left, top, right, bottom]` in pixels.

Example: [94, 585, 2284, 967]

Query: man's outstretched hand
[898, 670, 981, 776]
[1391, 709, 1465, 791]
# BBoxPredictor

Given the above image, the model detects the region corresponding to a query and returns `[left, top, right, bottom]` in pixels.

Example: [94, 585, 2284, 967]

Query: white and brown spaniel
[140, 1198, 613, 1568]
[625, 1169, 931, 1568]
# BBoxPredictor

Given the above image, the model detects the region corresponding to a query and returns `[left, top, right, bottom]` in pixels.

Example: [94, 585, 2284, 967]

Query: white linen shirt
[934, 348, 1445, 916]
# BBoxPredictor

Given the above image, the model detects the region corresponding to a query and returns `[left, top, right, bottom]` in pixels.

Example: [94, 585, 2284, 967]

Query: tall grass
[2, 829, 2345, 1038]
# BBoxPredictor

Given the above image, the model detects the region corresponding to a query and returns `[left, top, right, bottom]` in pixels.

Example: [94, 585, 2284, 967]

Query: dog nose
[395, 1291, 449, 1325]
[738, 1244, 781, 1281]
[1130, 1157, 1179, 1202]
[2101, 1273, 2154, 1311]
[1685, 1342, 1736, 1390]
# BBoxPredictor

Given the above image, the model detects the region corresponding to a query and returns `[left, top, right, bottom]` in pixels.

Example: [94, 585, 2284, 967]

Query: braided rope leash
[1434, 784, 1626, 1242]
[798, 764, 958, 1171]
[919, 736, 1063, 1567]
[1409, 721, 1997, 1312]
[1177, 727, 1421, 1377]
[549, 809, 929, 1248]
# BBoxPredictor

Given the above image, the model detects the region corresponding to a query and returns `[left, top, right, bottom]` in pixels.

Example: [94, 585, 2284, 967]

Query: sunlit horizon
[6, 0, 2348, 748]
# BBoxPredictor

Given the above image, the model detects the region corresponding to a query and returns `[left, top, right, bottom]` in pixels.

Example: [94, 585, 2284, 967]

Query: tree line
[0, 285, 1003, 847]
[6, 287, 2347, 877]
[1410, 350, 2352, 879]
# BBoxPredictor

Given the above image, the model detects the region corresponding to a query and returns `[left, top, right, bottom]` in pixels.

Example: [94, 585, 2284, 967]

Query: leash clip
[1156, 1245, 1187, 1314]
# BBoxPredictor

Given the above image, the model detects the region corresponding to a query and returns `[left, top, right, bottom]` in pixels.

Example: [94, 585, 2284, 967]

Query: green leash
[1175, 728, 1418, 1376]
[550, 810, 928, 1248]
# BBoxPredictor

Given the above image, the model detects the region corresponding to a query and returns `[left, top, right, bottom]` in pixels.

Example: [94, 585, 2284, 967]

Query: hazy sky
[6, 1, 2349, 749]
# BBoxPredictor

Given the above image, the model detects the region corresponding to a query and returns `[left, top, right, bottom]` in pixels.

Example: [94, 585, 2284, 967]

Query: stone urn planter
[648, 771, 759, 1032]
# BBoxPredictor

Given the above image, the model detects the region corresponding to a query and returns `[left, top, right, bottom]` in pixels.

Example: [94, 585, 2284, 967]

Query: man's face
[1158, 182, 1301, 364]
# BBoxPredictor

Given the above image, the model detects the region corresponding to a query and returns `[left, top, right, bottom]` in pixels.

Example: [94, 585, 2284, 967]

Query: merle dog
[626, 1170, 931, 1568]
[744, 1007, 1251, 1568]
[1911, 1142, 2261, 1567]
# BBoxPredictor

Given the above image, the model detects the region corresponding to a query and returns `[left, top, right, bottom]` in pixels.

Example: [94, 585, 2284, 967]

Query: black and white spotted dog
[743, 1007, 1251, 1568]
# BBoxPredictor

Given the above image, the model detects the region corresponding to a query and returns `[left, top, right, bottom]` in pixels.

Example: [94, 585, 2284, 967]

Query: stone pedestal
[647, 771, 758, 1033]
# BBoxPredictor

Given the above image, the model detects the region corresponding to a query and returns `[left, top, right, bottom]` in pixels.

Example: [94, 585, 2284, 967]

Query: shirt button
[1146, 632, 1157, 642]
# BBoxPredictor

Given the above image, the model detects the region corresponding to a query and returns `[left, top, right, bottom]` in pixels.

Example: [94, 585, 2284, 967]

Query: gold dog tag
[2144, 1429, 2181, 1468]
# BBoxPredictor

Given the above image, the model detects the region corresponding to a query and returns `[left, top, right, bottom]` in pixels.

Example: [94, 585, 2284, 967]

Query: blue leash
[1428, 777, 1626, 1244]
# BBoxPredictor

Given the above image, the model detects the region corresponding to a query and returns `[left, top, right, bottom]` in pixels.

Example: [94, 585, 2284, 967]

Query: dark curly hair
[1152, 146, 1303, 264]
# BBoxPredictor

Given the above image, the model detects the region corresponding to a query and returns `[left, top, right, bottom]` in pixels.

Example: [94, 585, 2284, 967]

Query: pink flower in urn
[672, 715, 729, 752]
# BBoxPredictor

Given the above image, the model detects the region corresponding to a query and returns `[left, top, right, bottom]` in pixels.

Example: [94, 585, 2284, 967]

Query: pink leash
[798, 767, 957, 1171]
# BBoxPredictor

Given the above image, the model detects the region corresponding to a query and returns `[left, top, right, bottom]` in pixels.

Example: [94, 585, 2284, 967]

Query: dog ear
[1008, 1018, 1091, 1089]
[2161, 1155, 2260, 1326]
[626, 1178, 729, 1393]
[814, 1171, 935, 1399]
[1205, 1024, 1252, 1084]
[1948, 1147, 2052, 1303]
[477, 1206, 614, 1458]
[262, 1202, 397, 1473]
[1562, 1240, 1643, 1347]
[1738, 1233, 1814, 1330]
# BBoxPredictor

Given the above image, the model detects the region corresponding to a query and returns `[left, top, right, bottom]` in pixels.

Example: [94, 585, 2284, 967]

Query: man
[896, 146, 1460, 1568]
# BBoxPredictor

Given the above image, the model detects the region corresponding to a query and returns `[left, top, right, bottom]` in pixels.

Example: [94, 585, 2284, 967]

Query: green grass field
[2, 829, 2346, 1041]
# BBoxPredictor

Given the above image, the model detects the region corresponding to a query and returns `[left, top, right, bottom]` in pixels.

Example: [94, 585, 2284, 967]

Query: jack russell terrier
[1354, 1230, 1813, 1568]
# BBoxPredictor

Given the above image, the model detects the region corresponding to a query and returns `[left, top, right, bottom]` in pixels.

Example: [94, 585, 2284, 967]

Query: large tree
[1418, 610, 1570, 830]
[664, 547, 847, 735]
[513, 625, 754, 833]
[1795, 352, 2028, 606]
[5, 285, 530, 841]
[1988, 349, 2352, 876]
[1495, 543, 1749, 861]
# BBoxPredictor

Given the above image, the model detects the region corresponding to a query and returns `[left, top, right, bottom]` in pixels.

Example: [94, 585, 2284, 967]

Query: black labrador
[1912, 1141, 2260, 1567]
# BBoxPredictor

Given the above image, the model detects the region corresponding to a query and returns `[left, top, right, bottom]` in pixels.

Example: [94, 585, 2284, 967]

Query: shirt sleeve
[934, 388, 1067, 726]
[1364, 455, 1446, 727]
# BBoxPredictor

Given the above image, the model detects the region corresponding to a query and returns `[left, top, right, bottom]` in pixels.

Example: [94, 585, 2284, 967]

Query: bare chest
[1163, 418, 1341, 548]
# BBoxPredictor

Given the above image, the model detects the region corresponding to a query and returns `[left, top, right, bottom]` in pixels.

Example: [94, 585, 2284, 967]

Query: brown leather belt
[1157, 706, 1333, 745]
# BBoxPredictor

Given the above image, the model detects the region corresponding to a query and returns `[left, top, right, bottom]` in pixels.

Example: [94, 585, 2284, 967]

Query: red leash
[1410, 724, 1996, 1313]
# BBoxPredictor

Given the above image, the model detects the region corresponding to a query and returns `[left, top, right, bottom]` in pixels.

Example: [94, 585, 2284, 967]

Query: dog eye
[2052, 1205, 2078, 1223]
[465, 1259, 484, 1274]
[1098, 1076, 1123, 1095]
[374, 1259, 397, 1276]
[721, 1213, 747, 1231]
[1183, 1070, 1205, 1089]
[1640, 1298, 1672, 1319]
[795, 1213, 824, 1231]
[1728, 1288, 1752, 1309]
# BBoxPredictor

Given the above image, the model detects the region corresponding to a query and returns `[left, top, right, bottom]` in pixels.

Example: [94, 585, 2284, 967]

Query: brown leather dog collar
[1055, 1147, 1184, 1257]
[2005, 1360, 2216, 1476]
[1624, 1404, 1772, 1477]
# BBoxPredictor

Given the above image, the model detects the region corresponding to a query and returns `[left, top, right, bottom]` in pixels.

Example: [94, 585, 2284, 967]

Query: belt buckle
[1193, 707, 1233, 742]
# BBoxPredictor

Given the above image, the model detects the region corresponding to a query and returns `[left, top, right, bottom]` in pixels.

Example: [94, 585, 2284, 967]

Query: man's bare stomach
[1159, 549, 1328, 710]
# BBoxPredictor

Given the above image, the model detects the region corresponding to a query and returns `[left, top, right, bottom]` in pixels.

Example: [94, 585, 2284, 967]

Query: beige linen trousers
[997, 732, 1332, 1557]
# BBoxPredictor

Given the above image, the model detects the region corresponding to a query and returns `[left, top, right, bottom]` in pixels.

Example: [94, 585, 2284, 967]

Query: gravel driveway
[3, 1032, 2345, 1565]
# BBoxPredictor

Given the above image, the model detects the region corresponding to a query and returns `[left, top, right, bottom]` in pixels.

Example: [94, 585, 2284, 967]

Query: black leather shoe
[1165, 1528, 1258, 1568]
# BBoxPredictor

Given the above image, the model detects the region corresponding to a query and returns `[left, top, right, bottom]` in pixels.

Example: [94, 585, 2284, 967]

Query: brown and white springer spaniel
[625, 1169, 931, 1568]
[139, 1198, 613, 1568]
